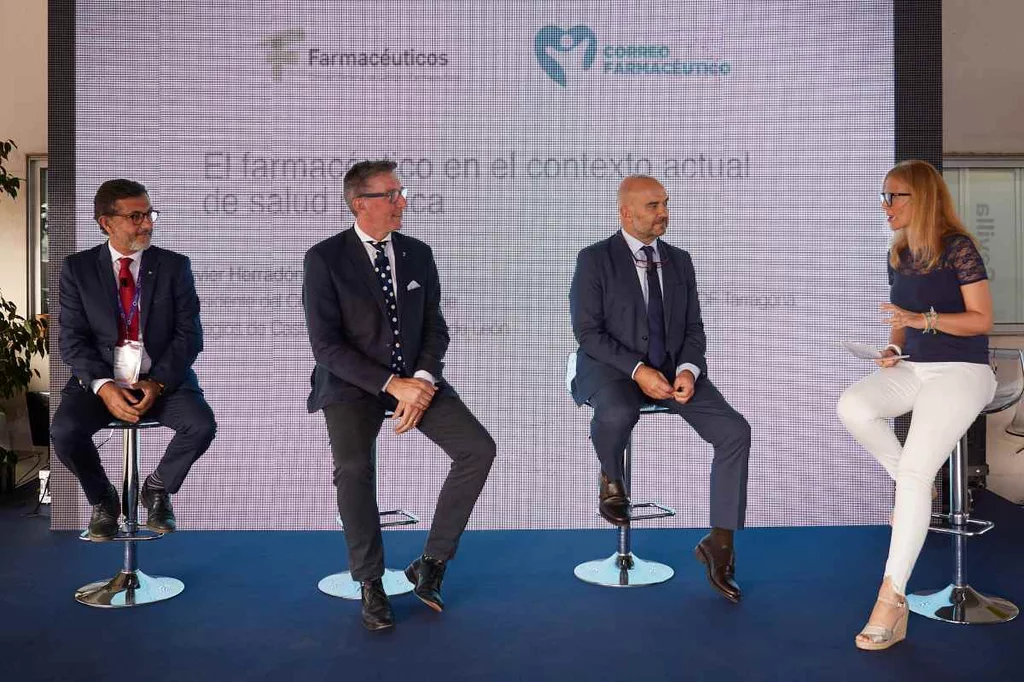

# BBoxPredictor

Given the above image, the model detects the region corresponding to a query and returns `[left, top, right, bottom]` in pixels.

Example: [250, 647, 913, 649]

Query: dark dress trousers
[303, 227, 495, 582]
[569, 232, 750, 529]
[51, 244, 217, 504]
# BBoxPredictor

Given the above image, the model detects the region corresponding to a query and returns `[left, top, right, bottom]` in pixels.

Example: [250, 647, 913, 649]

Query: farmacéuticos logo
[262, 29, 451, 82]
[534, 25, 597, 87]
[263, 28, 306, 82]
[534, 24, 732, 87]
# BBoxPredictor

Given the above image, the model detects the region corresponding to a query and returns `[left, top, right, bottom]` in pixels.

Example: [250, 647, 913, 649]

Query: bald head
[617, 175, 663, 207]
[618, 175, 669, 244]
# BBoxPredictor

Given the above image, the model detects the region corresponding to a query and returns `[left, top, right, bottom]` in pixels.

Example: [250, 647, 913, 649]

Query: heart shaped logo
[534, 25, 597, 87]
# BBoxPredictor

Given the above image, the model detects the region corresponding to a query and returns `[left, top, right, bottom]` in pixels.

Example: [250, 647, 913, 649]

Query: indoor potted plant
[0, 138, 48, 494]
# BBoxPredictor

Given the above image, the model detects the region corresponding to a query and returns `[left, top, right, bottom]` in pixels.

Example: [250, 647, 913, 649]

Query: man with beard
[52, 179, 216, 540]
[568, 175, 751, 602]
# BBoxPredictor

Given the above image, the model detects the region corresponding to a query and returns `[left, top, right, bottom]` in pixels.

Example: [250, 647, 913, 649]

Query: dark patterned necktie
[371, 241, 404, 375]
[641, 245, 666, 370]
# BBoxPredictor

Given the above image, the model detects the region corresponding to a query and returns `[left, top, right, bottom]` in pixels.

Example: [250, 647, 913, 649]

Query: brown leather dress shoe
[694, 534, 741, 603]
[599, 473, 630, 526]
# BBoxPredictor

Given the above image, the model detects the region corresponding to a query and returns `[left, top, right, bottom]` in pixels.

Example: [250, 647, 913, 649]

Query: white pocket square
[407, 280, 421, 291]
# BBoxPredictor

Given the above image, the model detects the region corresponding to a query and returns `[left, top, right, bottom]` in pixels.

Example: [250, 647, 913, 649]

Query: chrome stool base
[318, 567, 414, 600]
[75, 570, 185, 608]
[908, 584, 1019, 624]
[574, 552, 674, 588]
[76, 419, 183, 609]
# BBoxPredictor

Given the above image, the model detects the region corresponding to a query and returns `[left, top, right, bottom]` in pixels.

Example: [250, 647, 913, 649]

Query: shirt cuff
[676, 363, 701, 381]
[381, 374, 396, 393]
[630, 362, 643, 380]
[414, 370, 438, 385]
[91, 378, 114, 394]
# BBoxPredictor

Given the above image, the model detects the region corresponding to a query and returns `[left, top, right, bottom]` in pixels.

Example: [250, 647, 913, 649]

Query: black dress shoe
[599, 473, 630, 526]
[88, 485, 120, 541]
[404, 555, 446, 612]
[360, 579, 395, 631]
[694, 534, 742, 603]
[140, 477, 176, 533]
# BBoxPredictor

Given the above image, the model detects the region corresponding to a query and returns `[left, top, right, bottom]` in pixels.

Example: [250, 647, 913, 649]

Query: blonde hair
[887, 159, 976, 271]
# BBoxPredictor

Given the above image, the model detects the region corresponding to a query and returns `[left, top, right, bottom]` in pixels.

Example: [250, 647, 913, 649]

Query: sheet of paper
[841, 341, 910, 360]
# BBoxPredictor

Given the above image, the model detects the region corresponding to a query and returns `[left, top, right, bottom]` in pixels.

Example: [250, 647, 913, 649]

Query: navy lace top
[888, 234, 989, 365]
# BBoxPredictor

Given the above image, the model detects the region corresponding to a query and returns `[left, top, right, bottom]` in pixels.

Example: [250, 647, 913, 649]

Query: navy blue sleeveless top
[888, 234, 989, 365]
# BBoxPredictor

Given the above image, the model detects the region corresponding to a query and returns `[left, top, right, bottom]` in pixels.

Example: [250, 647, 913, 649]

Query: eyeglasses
[358, 187, 408, 204]
[879, 192, 911, 207]
[106, 209, 161, 225]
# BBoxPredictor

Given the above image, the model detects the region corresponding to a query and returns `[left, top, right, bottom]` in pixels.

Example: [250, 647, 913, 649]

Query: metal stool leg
[76, 425, 185, 608]
[319, 438, 417, 600]
[907, 436, 1018, 624]
[574, 435, 674, 587]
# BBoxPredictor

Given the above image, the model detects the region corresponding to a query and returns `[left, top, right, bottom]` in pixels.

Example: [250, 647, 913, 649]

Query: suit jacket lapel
[139, 248, 159, 337]
[342, 227, 388, 314]
[610, 232, 647, 327]
[657, 241, 677, 331]
[95, 244, 120, 332]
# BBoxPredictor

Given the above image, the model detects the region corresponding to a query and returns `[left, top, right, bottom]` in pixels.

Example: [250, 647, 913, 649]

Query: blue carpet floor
[2, 490, 1022, 681]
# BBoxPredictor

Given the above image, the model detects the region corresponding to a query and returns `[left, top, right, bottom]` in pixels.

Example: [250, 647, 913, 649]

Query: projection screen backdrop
[52, 1, 897, 530]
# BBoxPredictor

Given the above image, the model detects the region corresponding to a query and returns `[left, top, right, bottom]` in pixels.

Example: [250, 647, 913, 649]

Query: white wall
[0, 0, 48, 392]
[944, 0, 1024, 153]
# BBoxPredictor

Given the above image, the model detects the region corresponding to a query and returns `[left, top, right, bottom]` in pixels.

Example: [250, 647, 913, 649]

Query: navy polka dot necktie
[371, 241, 405, 375]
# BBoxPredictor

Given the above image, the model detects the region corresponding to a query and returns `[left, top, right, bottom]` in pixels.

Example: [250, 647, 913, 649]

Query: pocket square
[407, 280, 421, 291]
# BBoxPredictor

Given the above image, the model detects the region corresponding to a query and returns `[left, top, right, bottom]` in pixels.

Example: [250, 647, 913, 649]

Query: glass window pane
[964, 168, 1020, 324]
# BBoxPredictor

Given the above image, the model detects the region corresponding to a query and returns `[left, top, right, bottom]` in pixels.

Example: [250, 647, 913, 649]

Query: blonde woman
[837, 159, 996, 651]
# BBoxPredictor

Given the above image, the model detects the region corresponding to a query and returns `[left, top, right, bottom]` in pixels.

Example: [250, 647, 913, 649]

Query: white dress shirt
[619, 229, 701, 382]
[91, 243, 153, 393]
[353, 223, 438, 390]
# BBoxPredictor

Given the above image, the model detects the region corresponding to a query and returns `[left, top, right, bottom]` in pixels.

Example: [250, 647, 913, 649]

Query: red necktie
[117, 257, 139, 343]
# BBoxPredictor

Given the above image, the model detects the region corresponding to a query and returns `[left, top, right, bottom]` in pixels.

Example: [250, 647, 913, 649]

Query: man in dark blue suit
[303, 160, 495, 631]
[569, 175, 750, 602]
[51, 179, 216, 540]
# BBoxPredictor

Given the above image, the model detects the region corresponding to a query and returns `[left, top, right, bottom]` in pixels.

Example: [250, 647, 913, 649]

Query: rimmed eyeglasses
[105, 209, 160, 226]
[879, 192, 911, 207]
[358, 187, 409, 204]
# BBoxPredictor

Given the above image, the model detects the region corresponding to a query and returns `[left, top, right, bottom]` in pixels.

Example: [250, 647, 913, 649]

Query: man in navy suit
[303, 160, 495, 631]
[569, 175, 750, 602]
[51, 179, 216, 540]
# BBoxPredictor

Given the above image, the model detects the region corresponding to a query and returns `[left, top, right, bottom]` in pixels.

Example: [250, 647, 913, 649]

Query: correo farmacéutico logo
[534, 25, 597, 87]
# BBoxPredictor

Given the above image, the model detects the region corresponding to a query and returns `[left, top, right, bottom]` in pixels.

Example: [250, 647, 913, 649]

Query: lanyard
[118, 274, 142, 335]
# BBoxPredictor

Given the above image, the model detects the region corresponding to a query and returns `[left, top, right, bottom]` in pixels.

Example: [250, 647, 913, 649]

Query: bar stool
[76, 418, 184, 608]
[318, 412, 420, 599]
[907, 348, 1024, 624]
[566, 352, 676, 587]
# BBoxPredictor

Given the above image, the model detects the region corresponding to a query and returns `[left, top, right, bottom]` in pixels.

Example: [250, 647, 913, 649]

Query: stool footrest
[78, 528, 164, 542]
[380, 508, 419, 528]
[928, 513, 994, 537]
[336, 509, 420, 530]
[628, 500, 676, 522]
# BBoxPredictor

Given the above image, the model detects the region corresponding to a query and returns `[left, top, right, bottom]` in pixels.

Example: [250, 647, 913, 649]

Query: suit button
[641, 336, 648, 341]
